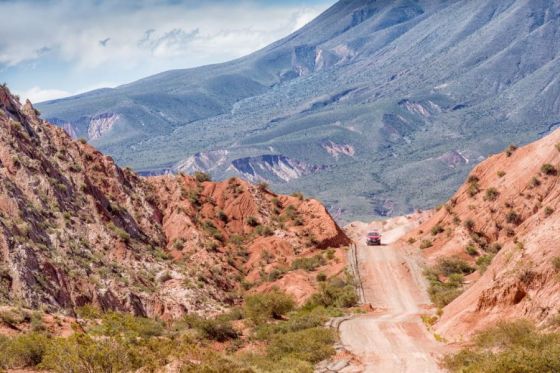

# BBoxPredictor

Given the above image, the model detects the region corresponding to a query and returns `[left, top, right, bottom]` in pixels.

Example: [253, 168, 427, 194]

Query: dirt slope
[0, 85, 350, 320]
[339, 215, 446, 372]
[406, 128, 560, 340]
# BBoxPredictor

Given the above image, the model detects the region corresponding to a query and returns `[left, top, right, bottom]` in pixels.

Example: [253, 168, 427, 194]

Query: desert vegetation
[0, 279, 358, 373]
[444, 320, 560, 372]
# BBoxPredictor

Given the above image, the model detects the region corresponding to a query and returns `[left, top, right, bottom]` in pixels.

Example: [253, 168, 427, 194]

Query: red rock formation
[406, 129, 560, 340]
[0, 85, 350, 319]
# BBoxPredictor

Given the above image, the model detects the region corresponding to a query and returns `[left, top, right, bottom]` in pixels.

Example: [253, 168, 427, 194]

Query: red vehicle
[366, 231, 381, 246]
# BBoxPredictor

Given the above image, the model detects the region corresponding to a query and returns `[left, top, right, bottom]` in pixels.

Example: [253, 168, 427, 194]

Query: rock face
[406, 128, 560, 340]
[0, 86, 350, 319]
[229, 154, 324, 183]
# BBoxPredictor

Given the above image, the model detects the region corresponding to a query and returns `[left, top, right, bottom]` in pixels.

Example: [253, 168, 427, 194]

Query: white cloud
[17, 81, 117, 104]
[0, 1, 331, 70]
[17, 87, 71, 103]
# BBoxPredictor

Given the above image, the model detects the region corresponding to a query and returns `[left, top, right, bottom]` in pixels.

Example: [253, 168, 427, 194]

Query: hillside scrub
[424, 258, 474, 308]
[443, 320, 560, 372]
[0, 281, 358, 372]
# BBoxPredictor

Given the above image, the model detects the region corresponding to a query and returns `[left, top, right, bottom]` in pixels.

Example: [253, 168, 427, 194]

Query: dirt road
[339, 217, 445, 372]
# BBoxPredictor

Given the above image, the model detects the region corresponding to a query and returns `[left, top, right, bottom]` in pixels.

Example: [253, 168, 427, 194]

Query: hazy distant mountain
[38, 0, 560, 221]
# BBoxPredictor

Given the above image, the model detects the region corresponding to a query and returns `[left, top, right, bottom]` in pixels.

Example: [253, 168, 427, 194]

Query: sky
[0, 0, 335, 103]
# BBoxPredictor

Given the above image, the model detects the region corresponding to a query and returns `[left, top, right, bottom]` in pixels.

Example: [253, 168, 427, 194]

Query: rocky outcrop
[229, 154, 324, 183]
[0, 86, 350, 319]
[87, 113, 119, 140]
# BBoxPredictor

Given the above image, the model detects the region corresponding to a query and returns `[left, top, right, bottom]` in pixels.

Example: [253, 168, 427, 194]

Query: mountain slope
[38, 0, 560, 221]
[0, 85, 349, 318]
[406, 127, 560, 340]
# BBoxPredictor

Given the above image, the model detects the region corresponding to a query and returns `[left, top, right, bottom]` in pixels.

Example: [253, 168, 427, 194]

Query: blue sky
[0, 0, 334, 103]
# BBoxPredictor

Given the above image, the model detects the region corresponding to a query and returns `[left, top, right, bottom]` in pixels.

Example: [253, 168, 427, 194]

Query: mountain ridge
[37, 0, 560, 221]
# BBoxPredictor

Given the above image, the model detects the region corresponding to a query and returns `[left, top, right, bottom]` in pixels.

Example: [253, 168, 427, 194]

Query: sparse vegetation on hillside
[541, 163, 557, 176]
[0, 282, 358, 373]
[424, 258, 474, 308]
[444, 320, 560, 373]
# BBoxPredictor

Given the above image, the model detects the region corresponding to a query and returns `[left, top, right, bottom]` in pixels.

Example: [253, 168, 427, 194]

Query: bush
[443, 320, 560, 373]
[497, 170, 506, 177]
[217, 210, 228, 223]
[476, 254, 494, 273]
[464, 218, 475, 231]
[545, 206, 555, 217]
[505, 144, 518, 157]
[465, 244, 478, 256]
[484, 187, 499, 201]
[431, 224, 444, 236]
[425, 270, 464, 308]
[541, 163, 557, 175]
[304, 278, 358, 309]
[530, 176, 541, 188]
[291, 254, 326, 272]
[255, 225, 274, 237]
[107, 222, 131, 243]
[420, 239, 433, 249]
[193, 171, 211, 182]
[246, 216, 259, 227]
[0, 332, 50, 369]
[244, 289, 296, 324]
[436, 257, 475, 276]
[195, 318, 239, 342]
[505, 210, 521, 224]
[316, 273, 327, 282]
[267, 327, 336, 364]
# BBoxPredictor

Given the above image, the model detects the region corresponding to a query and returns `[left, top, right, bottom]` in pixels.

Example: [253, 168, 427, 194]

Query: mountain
[0, 85, 349, 318]
[37, 0, 560, 221]
[406, 127, 560, 340]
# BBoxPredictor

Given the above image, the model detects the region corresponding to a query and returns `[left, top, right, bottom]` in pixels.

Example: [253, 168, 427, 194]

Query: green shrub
[431, 224, 444, 236]
[465, 244, 478, 256]
[0, 332, 50, 369]
[443, 320, 560, 373]
[497, 170, 506, 177]
[217, 210, 228, 223]
[463, 218, 475, 231]
[304, 278, 358, 309]
[436, 257, 475, 276]
[93, 312, 164, 340]
[316, 273, 327, 282]
[267, 327, 336, 364]
[244, 289, 295, 324]
[255, 225, 274, 237]
[195, 318, 239, 342]
[193, 171, 211, 182]
[107, 222, 131, 243]
[246, 216, 259, 227]
[530, 176, 541, 188]
[505, 210, 521, 224]
[419, 239, 433, 249]
[541, 163, 557, 175]
[291, 254, 326, 272]
[484, 187, 499, 201]
[476, 254, 494, 274]
[545, 206, 555, 217]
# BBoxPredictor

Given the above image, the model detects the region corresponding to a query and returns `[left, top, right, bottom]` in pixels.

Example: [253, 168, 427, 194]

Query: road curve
[339, 220, 445, 372]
